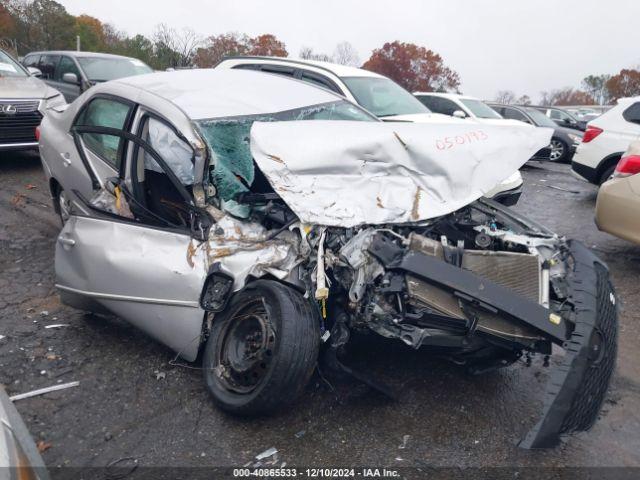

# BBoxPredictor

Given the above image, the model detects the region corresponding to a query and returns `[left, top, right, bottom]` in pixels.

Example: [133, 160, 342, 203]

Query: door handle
[60, 152, 71, 166]
[58, 237, 76, 247]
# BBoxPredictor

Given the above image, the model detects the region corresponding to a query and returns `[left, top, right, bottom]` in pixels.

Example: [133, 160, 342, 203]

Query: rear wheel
[203, 280, 320, 415]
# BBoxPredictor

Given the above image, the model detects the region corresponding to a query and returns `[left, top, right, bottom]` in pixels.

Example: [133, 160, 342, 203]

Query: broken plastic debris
[40, 310, 49, 316]
[9, 381, 80, 401]
[398, 435, 410, 449]
[0, 335, 5, 341]
[255, 447, 278, 460]
[44, 324, 70, 329]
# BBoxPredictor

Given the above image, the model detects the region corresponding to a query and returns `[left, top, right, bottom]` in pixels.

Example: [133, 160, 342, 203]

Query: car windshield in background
[524, 107, 559, 127]
[196, 100, 374, 206]
[461, 99, 502, 119]
[342, 76, 431, 117]
[0, 50, 27, 78]
[77, 56, 153, 82]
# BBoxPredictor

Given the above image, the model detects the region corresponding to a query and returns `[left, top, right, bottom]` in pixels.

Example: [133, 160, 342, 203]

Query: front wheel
[203, 280, 320, 415]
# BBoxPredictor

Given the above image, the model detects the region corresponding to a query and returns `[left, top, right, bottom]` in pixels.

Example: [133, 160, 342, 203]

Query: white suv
[215, 56, 524, 205]
[571, 97, 640, 185]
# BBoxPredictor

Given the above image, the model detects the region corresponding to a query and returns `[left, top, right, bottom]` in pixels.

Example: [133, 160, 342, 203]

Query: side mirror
[62, 72, 79, 85]
[27, 67, 42, 77]
[452, 110, 467, 119]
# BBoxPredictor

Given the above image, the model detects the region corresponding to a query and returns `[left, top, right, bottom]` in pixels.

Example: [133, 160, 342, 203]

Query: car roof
[111, 68, 345, 120]
[219, 56, 383, 79]
[23, 50, 145, 62]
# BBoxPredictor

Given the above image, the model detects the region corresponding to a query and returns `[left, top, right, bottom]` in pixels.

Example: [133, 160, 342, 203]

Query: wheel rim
[215, 299, 276, 394]
[58, 190, 71, 223]
[549, 140, 565, 161]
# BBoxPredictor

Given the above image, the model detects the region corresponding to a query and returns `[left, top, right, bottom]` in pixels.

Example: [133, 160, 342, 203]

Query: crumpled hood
[0, 75, 51, 99]
[250, 121, 552, 227]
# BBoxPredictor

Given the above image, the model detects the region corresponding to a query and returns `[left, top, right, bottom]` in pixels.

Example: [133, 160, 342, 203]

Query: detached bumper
[520, 240, 618, 448]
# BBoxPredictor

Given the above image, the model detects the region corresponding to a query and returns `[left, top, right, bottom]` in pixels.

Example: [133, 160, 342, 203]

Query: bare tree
[298, 46, 331, 62]
[152, 23, 201, 68]
[494, 90, 516, 104]
[333, 41, 359, 66]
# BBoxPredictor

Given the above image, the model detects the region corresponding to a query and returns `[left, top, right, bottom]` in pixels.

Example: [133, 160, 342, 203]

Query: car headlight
[568, 133, 582, 144]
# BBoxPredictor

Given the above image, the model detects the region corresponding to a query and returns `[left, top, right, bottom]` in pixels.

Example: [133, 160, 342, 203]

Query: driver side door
[55, 108, 209, 361]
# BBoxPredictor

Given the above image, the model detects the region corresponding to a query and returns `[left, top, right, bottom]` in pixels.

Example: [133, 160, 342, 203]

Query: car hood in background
[250, 120, 551, 227]
[380, 112, 466, 124]
[0, 75, 54, 99]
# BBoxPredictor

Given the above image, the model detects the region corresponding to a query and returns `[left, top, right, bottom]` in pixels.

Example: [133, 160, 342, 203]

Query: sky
[57, 0, 640, 102]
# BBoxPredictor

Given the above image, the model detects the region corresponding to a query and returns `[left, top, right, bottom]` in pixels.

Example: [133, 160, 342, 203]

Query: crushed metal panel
[250, 121, 552, 227]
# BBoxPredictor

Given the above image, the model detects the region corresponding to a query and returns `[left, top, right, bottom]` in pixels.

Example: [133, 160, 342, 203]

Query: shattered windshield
[196, 100, 374, 208]
[341, 76, 431, 118]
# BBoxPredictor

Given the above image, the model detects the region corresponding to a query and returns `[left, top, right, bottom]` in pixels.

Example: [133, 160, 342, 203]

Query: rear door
[61, 95, 135, 207]
[55, 110, 208, 361]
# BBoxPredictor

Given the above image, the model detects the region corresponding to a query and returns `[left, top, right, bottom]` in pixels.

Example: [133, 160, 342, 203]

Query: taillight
[582, 126, 603, 143]
[614, 154, 640, 178]
[35, 126, 40, 141]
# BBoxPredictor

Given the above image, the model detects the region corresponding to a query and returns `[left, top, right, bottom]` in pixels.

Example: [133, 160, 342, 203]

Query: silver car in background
[22, 51, 153, 102]
[0, 49, 65, 152]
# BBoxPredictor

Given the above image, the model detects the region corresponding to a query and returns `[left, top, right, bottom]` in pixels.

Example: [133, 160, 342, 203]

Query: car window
[56, 56, 81, 81]
[623, 103, 640, 125]
[341, 76, 431, 117]
[460, 99, 503, 119]
[76, 56, 152, 82]
[501, 107, 528, 122]
[430, 97, 462, 116]
[75, 97, 132, 169]
[22, 54, 40, 69]
[129, 116, 195, 226]
[524, 107, 558, 127]
[38, 54, 60, 80]
[142, 118, 194, 186]
[299, 71, 342, 94]
[0, 50, 28, 77]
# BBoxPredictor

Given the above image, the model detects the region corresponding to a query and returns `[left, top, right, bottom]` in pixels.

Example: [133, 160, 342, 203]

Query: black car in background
[21, 51, 153, 102]
[532, 106, 587, 131]
[488, 103, 584, 162]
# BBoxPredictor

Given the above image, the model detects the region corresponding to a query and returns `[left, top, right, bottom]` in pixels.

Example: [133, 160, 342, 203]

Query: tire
[202, 280, 320, 415]
[598, 165, 616, 185]
[549, 138, 569, 162]
[55, 185, 72, 225]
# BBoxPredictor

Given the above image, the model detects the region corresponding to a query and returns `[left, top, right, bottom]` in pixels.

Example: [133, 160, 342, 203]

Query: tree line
[3, 0, 639, 104]
[496, 70, 640, 107]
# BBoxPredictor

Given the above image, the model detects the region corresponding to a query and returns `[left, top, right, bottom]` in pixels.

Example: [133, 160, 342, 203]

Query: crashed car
[39, 69, 617, 449]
